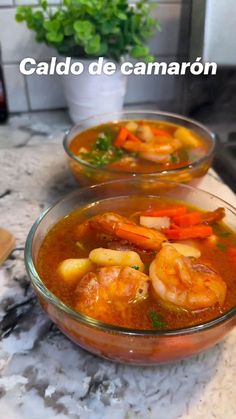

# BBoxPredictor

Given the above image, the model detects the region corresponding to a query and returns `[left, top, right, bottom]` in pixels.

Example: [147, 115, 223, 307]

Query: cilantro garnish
[149, 310, 165, 329]
[170, 154, 178, 163]
[213, 224, 231, 238]
[95, 133, 112, 151]
[79, 130, 125, 167]
[216, 243, 227, 252]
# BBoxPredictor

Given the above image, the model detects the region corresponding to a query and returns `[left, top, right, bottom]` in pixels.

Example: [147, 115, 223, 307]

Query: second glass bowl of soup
[63, 111, 215, 186]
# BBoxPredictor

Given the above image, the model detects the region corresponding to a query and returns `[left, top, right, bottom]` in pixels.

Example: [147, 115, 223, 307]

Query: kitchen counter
[0, 111, 236, 419]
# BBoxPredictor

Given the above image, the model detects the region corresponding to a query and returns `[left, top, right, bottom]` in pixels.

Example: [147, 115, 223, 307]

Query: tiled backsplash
[0, 0, 191, 113]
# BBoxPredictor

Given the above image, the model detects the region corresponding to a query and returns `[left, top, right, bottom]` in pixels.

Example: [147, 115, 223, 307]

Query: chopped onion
[140, 216, 170, 230]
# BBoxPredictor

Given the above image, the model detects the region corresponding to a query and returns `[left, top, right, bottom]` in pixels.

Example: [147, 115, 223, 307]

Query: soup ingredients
[120, 135, 182, 164]
[140, 215, 170, 230]
[75, 266, 149, 310]
[150, 245, 227, 310]
[143, 206, 226, 240]
[70, 119, 209, 174]
[125, 121, 138, 132]
[0, 228, 15, 265]
[115, 223, 166, 250]
[202, 207, 225, 224]
[143, 206, 187, 217]
[174, 127, 200, 147]
[164, 225, 213, 240]
[172, 212, 202, 228]
[58, 258, 94, 285]
[79, 131, 125, 167]
[137, 124, 154, 142]
[89, 248, 144, 271]
[148, 310, 165, 328]
[89, 212, 134, 235]
[86, 212, 166, 250]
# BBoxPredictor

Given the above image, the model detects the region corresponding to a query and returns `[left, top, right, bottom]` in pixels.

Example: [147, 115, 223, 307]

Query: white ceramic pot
[61, 58, 127, 124]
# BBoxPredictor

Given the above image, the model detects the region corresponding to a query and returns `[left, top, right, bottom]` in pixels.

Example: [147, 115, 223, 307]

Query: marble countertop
[0, 111, 236, 419]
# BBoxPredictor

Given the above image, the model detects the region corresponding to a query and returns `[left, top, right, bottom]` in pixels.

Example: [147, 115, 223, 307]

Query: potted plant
[16, 0, 159, 123]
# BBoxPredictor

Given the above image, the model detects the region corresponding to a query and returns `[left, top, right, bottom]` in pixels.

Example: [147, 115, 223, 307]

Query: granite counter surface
[0, 111, 236, 419]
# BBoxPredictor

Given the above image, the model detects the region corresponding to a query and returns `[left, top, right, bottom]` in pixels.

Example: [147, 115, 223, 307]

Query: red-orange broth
[37, 197, 236, 330]
[69, 120, 209, 173]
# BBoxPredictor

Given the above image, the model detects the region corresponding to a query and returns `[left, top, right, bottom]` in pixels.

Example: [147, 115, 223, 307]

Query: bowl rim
[63, 110, 215, 175]
[25, 179, 236, 337]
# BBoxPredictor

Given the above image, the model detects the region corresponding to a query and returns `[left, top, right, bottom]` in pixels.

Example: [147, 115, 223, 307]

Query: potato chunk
[163, 242, 201, 258]
[125, 121, 138, 132]
[58, 258, 94, 285]
[89, 248, 144, 271]
[174, 127, 200, 148]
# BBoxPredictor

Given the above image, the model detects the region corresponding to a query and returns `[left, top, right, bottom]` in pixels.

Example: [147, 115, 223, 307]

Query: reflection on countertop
[0, 110, 236, 419]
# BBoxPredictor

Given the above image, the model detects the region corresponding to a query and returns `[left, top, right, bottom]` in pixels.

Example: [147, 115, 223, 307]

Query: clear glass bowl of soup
[63, 111, 215, 186]
[25, 179, 236, 365]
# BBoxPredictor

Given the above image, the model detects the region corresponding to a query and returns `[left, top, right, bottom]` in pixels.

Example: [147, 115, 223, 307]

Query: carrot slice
[114, 127, 129, 147]
[172, 212, 202, 228]
[115, 127, 142, 148]
[143, 207, 187, 218]
[127, 131, 142, 143]
[152, 128, 172, 138]
[164, 225, 213, 240]
[116, 224, 149, 242]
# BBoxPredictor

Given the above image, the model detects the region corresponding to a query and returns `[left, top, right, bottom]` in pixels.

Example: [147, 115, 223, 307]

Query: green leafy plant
[15, 0, 159, 61]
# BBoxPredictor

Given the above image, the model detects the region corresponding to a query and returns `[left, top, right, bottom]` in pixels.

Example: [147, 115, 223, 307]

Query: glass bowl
[63, 110, 215, 186]
[25, 179, 236, 365]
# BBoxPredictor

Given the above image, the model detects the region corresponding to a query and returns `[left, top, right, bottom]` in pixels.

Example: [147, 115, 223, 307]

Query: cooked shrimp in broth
[75, 266, 149, 317]
[37, 196, 236, 330]
[83, 212, 166, 251]
[150, 245, 227, 311]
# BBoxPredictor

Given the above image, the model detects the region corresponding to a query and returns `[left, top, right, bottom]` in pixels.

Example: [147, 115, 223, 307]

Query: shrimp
[202, 207, 225, 224]
[122, 137, 182, 163]
[89, 212, 166, 250]
[137, 124, 154, 142]
[149, 245, 227, 310]
[75, 266, 149, 310]
[89, 212, 134, 235]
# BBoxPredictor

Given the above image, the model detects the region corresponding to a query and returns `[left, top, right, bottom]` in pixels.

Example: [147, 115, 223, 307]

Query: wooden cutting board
[0, 228, 15, 265]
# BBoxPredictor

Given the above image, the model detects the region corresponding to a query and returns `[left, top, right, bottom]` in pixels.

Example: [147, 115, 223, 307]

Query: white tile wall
[126, 72, 176, 103]
[0, 1, 190, 113]
[0, 0, 13, 6]
[15, 1, 60, 5]
[26, 72, 67, 110]
[0, 8, 57, 62]
[203, 0, 236, 65]
[3, 64, 28, 112]
[150, 3, 189, 56]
